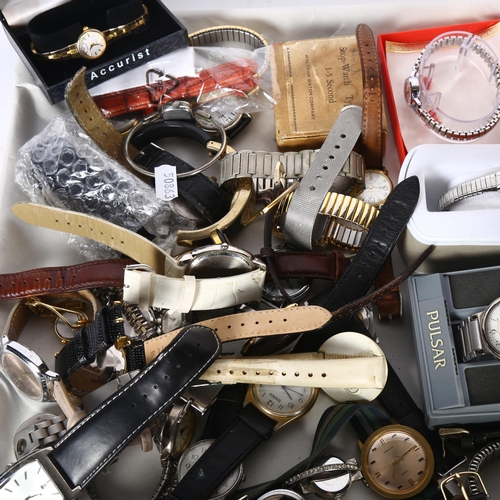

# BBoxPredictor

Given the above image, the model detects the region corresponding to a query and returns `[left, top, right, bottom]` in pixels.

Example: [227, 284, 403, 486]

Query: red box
[378, 19, 500, 165]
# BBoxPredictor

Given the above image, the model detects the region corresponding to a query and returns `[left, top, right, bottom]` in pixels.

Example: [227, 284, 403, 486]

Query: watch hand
[398, 446, 416, 461]
[371, 460, 398, 474]
[281, 386, 293, 400]
[282, 386, 303, 396]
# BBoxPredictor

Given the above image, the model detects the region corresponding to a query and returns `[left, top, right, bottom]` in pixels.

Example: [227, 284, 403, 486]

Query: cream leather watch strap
[11, 202, 183, 277]
[143, 305, 332, 363]
[123, 267, 266, 312]
[283, 105, 363, 250]
[202, 353, 386, 388]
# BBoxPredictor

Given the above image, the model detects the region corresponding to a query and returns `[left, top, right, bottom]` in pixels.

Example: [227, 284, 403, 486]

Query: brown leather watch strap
[258, 248, 351, 281]
[0, 259, 135, 301]
[65, 68, 146, 182]
[373, 258, 401, 320]
[356, 23, 384, 170]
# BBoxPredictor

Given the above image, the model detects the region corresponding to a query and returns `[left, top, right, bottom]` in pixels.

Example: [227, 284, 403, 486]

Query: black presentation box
[0, 0, 188, 104]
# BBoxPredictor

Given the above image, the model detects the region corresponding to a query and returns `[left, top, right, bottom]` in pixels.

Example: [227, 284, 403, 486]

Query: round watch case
[356, 169, 393, 208]
[176, 438, 244, 499]
[77, 28, 107, 59]
[360, 424, 434, 499]
[478, 297, 500, 358]
[0, 336, 59, 402]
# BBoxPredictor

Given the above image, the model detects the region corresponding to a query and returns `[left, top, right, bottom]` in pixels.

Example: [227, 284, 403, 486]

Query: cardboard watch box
[0, 0, 188, 104]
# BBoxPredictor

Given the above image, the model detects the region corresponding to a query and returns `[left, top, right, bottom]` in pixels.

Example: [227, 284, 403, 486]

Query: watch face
[0, 350, 44, 400]
[482, 299, 500, 357]
[177, 439, 243, 500]
[78, 29, 107, 59]
[195, 105, 243, 132]
[0, 459, 64, 499]
[252, 385, 317, 419]
[356, 170, 393, 207]
[360, 424, 434, 499]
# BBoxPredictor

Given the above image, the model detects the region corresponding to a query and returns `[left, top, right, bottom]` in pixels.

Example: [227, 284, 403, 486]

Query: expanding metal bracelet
[404, 32, 500, 141]
[468, 439, 500, 496]
[283, 461, 361, 486]
[438, 170, 500, 211]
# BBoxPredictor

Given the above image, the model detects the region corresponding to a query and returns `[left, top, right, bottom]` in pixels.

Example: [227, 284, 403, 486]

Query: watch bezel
[480, 296, 500, 358]
[0, 447, 81, 499]
[360, 424, 434, 499]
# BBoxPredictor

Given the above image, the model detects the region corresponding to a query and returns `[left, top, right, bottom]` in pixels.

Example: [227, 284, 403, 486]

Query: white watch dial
[483, 300, 500, 357]
[177, 439, 243, 500]
[357, 170, 392, 207]
[0, 460, 64, 499]
[253, 385, 316, 418]
[78, 29, 107, 59]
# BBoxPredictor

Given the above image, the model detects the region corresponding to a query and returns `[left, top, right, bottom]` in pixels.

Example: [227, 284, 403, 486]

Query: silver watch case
[404, 74, 422, 109]
[0, 336, 59, 402]
[176, 241, 266, 279]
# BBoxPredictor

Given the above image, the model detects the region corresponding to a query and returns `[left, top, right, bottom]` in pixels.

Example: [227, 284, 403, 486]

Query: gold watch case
[360, 424, 434, 499]
[244, 384, 319, 431]
[356, 169, 393, 208]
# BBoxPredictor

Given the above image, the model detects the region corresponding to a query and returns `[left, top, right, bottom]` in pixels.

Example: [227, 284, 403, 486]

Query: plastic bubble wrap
[15, 112, 194, 259]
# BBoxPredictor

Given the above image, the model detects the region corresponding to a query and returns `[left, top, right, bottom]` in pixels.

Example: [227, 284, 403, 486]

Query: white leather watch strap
[11, 202, 183, 277]
[143, 305, 333, 363]
[283, 105, 363, 250]
[201, 354, 387, 388]
[123, 267, 266, 312]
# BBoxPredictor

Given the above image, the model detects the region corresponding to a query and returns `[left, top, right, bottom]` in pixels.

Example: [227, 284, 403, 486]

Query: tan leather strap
[373, 258, 401, 320]
[65, 68, 143, 176]
[356, 23, 384, 170]
[11, 202, 183, 277]
[143, 305, 332, 363]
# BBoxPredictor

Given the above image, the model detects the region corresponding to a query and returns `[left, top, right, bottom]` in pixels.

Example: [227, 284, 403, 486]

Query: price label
[154, 164, 178, 201]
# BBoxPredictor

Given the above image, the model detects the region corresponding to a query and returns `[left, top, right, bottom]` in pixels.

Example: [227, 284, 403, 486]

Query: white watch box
[398, 143, 500, 274]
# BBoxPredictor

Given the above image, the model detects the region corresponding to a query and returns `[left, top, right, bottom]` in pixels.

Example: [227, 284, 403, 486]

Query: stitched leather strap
[356, 23, 383, 170]
[0, 259, 134, 300]
[11, 202, 183, 277]
[50, 325, 221, 489]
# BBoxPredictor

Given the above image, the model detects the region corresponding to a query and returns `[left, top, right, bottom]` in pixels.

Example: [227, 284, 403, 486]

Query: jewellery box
[408, 265, 500, 428]
[397, 143, 500, 274]
[0, 0, 188, 104]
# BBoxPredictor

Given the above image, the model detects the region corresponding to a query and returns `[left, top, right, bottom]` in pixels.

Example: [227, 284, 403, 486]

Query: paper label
[154, 165, 178, 201]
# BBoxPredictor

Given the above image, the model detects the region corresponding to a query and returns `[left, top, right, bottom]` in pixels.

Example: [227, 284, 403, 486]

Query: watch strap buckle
[440, 471, 488, 500]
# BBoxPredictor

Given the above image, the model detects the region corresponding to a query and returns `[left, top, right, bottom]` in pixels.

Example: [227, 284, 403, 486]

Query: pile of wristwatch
[2, 5, 500, 500]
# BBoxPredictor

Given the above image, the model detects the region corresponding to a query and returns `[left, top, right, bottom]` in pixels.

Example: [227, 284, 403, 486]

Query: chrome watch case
[458, 296, 500, 362]
[0, 336, 59, 402]
[176, 237, 266, 280]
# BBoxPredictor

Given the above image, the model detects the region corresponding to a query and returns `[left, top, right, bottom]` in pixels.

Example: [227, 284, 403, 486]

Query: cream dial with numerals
[356, 169, 393, 208]
[0, 459, 64, 499]
[253, 385, 316, 418]
[482, 298, 500, 357]
[77, 29, 107, 59]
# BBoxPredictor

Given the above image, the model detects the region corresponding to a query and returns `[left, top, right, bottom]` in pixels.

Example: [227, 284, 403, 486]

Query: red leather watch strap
[0, 258, 135, 300]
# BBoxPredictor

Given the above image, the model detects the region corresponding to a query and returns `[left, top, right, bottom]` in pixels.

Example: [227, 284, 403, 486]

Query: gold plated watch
[31, 4, 149, 61]
[360, 424, 434, 499]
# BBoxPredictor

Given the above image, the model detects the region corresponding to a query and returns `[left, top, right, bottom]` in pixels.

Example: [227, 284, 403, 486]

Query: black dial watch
[0, 325, 220, 500]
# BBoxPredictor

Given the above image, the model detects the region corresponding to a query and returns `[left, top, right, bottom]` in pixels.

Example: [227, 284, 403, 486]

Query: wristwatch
[122, 235, 267, 312]
[404, 31, 500, 141]
[284, 455, 363, 499]
[438, 170, 500, 211]
[355, 169, 393, 208]
[457, 297, 500, 362]
[162, 384, 318, 500]
[0, 325, 220, 500]
[176, 438, 245, 500]
[29, 1, 148, 61]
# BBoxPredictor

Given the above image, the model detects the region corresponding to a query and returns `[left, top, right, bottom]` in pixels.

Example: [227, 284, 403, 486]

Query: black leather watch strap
[163, 403, 275, 500]
[293, 175, 420, 352]
[50, 325, 221, 489]
[54, 304, 124, 386]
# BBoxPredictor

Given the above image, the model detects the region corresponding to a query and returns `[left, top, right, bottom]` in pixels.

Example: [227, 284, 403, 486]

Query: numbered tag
[154, 164, 178, 201]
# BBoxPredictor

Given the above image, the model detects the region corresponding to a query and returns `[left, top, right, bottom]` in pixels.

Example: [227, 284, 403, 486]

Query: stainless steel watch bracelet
[438, 170, 500, 211]
[406, 34, 500, 141]
[220, 150, 365, 195]
[468, 440, 500, 496]
[457, 313, 487, 362]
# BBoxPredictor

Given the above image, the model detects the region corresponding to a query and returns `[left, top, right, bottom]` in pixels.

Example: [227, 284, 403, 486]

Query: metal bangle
[284, 463, 360, 486]
[407, 33, 500, 141]
[124, 111, 228, 179]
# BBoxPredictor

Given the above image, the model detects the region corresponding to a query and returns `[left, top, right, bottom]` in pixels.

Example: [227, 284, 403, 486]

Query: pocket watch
[355, 169, 393, 208]
[360, 424, 435, 499]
